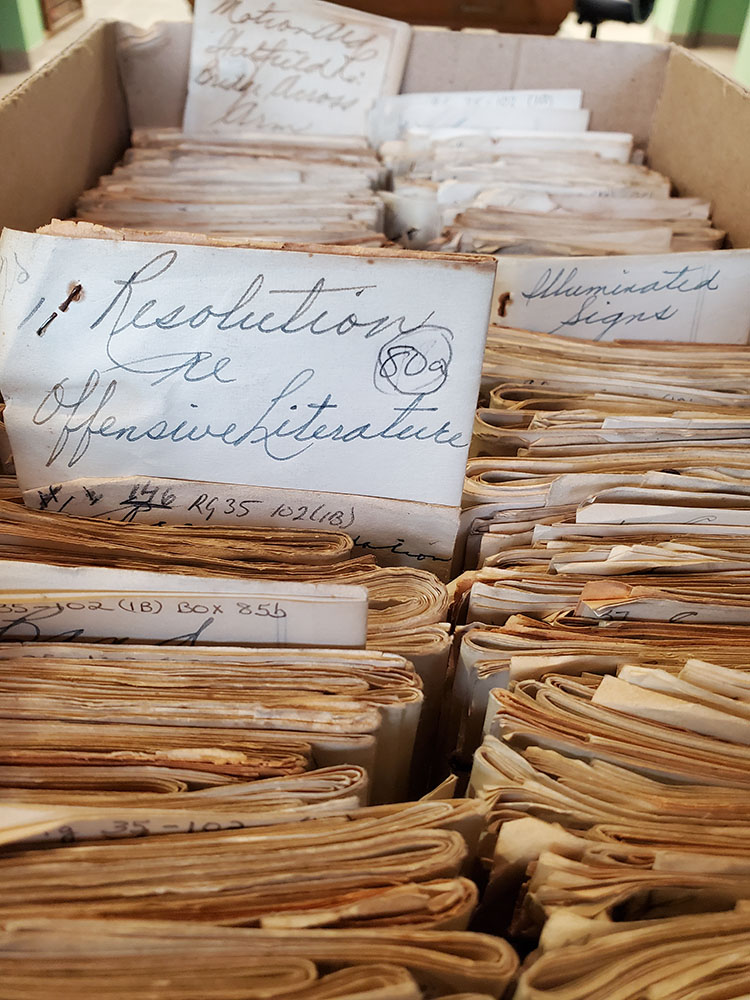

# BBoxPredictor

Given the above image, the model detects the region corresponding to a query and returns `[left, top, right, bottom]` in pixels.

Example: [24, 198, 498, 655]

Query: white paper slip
[183, 0, 411, 137]
[493, 250, 750, 344]
[580, 596, 750, 627]
[17, 798, 358, 846]
[369, 90, 586, 145]
[22, 476, 459, 579]
[412, 129, 633, 164]
[0, 563, 368, 646]
[0, 230, 494, 508]
[576, 502, 750, 527]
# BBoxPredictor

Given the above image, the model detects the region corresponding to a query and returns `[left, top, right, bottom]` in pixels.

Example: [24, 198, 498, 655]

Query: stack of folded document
[480, 325, 750, 407]
[0, 501, 449, 653]
[459, 329, 750, 580]
[514, 906, 750, 1000]
[378, 128, 724, 254]
[0, 642, 429, 802]
[0, 797, 486, 929]
[447, 613, 750, 763]
[0, 918, 519, 999]
[74, 129, 388, 246]
[467, 659, 750, 995]
[442, 327, 750, 779]
[0, 764, 369, 845]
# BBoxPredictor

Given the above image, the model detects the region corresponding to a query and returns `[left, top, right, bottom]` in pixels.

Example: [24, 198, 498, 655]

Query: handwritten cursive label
[494, 251, 750, 343]
[184, 0, 411, 136]
[23, 476, 459, 579]
[0, 230, 495, 508]
[0, 563, 368, 647]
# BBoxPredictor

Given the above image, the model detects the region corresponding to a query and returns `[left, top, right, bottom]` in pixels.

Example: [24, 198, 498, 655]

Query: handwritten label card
[23, 477, 460, 580]
[0, 230, 494, 512]
[494, 250, 750, 344]
[183, 0, 411, 136]
[369, 89, 586, 146]
[0, 562, 368, 646]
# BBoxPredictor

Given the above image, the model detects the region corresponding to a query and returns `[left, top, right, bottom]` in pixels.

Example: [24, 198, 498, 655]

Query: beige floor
[0, 2, 743, 100]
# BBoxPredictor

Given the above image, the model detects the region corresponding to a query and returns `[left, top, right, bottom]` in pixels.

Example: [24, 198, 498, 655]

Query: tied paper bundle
[75, 129, 389, 246]
[0, 918, 518, 999]
[0, 643, 428, 803]
[0, 799, 486, 931]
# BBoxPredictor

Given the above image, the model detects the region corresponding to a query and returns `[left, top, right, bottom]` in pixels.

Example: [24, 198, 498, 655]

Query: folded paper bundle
[456, 361, 750, 959]
[451, 328, 750, 771]
[1, 783, 484, 845]
[0, 918, 519, 999]
[456, 329, 750, 645]
[468, 661, 750, 936]
[0, 643, 432, 803]
[481, 327, 750, 396]
[0, 760, 367, 800]
[0, 798, 488, 930]
[0, 498, 356, 571]
[0, 771, 371, 849]
[90, 0, 414, 248]
[515, 905, 750, 1000]
[483, 663, 750, 788]
[75, 129, 389, 246]
[0, 713, 320, 783]
[0, 501, 449, 649]
[453, 559, 750, 630]
[447, 613, 750, 764]
[377, 117, 724, 256]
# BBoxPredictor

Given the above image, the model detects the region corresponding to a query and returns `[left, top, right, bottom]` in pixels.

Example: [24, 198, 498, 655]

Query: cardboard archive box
[0, 21, 748, 247]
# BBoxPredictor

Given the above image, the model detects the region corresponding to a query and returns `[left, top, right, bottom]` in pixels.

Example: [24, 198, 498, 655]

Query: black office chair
[575, 0, 655, 38]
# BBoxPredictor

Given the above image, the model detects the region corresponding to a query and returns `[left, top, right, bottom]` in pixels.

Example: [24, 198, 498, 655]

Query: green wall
[0, 0, 45, 52]
[653, 0, 750, 40]
[701, 0, 750, 36]
[735, 8, 750, 85]
[652, 0, 703, 36]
